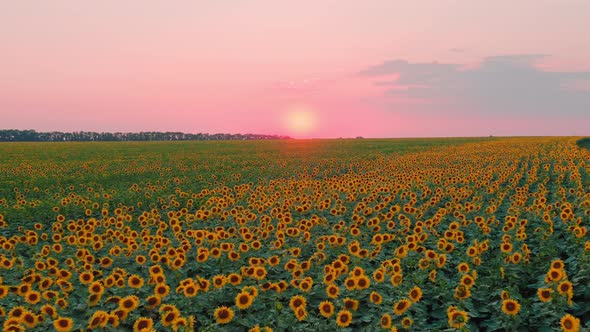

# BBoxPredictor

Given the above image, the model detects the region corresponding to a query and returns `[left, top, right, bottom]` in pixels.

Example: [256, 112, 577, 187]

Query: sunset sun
[284, 105, 318, 136]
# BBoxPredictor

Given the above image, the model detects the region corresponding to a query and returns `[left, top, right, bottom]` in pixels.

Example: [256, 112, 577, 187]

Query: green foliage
[0, 137, 588, 331]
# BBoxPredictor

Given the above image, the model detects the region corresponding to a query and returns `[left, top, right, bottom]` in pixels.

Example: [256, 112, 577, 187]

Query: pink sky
[1, 1, 589, 138]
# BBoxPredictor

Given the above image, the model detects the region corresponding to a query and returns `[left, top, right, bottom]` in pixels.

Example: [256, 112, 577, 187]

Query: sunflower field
[0, 137, 589, 331]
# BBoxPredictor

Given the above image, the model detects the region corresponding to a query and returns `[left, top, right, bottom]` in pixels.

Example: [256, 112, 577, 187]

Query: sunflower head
[53, 317, 74, 332]
[393, 299, 411, 316]
[335, 310, 353, 328]
[501, 299, 521, 316]
[214, 306, 234, 324]
[318, 301, 334, 318]
[560, 314, 580, 332]
[537, 288, 553, 302]
[235, 292, 254, 310]
[380, 313, 392, 328]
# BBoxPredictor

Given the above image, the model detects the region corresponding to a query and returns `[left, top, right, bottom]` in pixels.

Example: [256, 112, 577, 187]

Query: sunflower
[17, 284, 31, 296]
[88, 310, 109, 329]
[560, 314, 580, 332]
[454, 285, 471, 300]
[429, 269, 437, 282]
[243, 285, 259, 298]
[212, 275, 226, 289]
[57, 280, 73, 292]
[299, 279, 312, 292]
[131, 317, 154, 332]
[323, 272, 336, 285]
[228, 273, 242, 286]
[57, 269, 72, 280]
[277, 280, 289, 293]
[391, 273, 403, 287]
[460, 275, 475, 288]
[3, 318, 23, 332]
[79, 272, 94, 285]
[100, 257, 113, 268]
[447, 309, 469, 328]
[408, 286, 423, 303]
[289, 295, 307, 312]
[351, 266, 365, 277]
[145, 295, 161, 310]
[135, 255, 147, 265]
[380, 313, 392, 328]
[355, 275, 370, 290]
[236, 292, 254, 310]
[88, 281, 105, 295]
[119, 295, 140, 311]
[343, 298, 359, 311]
[370, 291, 383, 305]
[53, 317, 73, 332]
[128, 275, 144, 289]
[210, 248, 222, 258]
[8, 306, 26, 319]
[56, 298, 68, 309]
[295, 307, 307, 321]
[24, 290, 41, 305]
[228, 251, 240, 261]
[214, 306, 234, 324]
[154, 283, 170, 298]
[401, 317, 413, 329]
[501, 290, 510, 300]
[373, 269, 385, 283]
[551, 259, 565, 270]
[418, 258, 430, 270]
[393, 299, 411, 315]
[326, 284, 339, 299]
[436, 254, 447, 268]
[149, 265, 163, 276]
[161, 310, 179, 327]
[41, 304, 58, 319]
[318, 301, 334, 318]
[39, 278, 53, 291]
[511, 252, 522, 264]
[557, 281, 573, 295]
[269, 255, 280, 266]
[21, 311, 37, 328]
[173, 317, 189, 330]
[341, 277, 355, 291]
[336, 310, 353, 328]
[253, 266, 267, 280]
[547, 268, 564, 282]
[87, 293, 102, 307]
[501, 299, 521, 316]
[159, 304, 179, 314]
[537, 288, 553, 302]
[183, 284, 198, 297]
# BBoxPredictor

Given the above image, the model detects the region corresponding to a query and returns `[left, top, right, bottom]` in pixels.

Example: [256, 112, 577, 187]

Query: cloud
[359, 54, 590, 116]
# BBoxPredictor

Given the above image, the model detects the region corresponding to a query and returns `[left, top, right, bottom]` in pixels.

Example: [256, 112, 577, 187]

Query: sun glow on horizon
[283, 105, 318, 137]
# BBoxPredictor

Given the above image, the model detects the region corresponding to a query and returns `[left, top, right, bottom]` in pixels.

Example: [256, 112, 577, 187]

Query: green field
[0, 138, 488, 220]
[0, 137, 589, 331]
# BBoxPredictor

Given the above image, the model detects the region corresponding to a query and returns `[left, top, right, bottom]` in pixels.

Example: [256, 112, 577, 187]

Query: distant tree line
[0, 129, 291, 142]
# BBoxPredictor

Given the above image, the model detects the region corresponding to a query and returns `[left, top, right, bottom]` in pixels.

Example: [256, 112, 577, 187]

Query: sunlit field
[0, 137, 589, 331]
